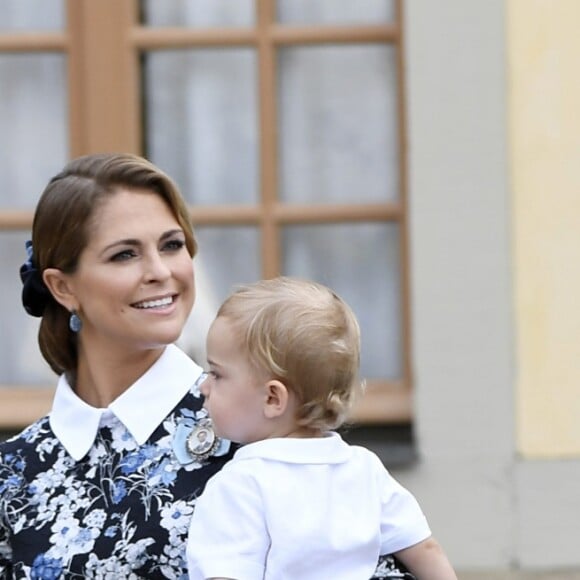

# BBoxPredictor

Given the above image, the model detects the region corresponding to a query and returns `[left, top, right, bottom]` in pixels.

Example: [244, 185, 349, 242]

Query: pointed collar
[49, 345, 203, 461]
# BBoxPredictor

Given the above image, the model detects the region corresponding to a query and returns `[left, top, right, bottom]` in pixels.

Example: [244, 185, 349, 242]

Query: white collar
[233, 432, 352, 465]
[49, 345, 203, 461]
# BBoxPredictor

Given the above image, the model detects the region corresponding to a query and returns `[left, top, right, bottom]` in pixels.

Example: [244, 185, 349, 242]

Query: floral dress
[0, 386, 231, 579]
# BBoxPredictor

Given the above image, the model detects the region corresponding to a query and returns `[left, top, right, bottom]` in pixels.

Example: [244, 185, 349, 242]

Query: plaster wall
[509, 0, 580, 568]
[393, 0, 580, 570]
[509, 0, 580, 458]
[393, 0, 515, 568]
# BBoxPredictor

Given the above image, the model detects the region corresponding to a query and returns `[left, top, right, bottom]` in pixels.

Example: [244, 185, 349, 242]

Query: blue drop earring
[69, 310, 82, 333]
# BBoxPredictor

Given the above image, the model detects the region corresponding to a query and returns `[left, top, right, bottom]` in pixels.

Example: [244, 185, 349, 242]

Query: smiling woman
[0, 153, 234, 579]
[41, 189, 196, 406]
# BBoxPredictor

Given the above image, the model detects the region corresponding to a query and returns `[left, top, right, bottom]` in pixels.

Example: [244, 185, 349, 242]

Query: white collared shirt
[49, 345, 204, 461]
[187, 432, 431, 580]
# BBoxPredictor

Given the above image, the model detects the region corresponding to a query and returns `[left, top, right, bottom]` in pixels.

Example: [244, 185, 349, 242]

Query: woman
[0, 153, 415, 579]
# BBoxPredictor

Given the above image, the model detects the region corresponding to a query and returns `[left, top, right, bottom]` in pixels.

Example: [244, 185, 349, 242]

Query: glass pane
[0, 0, 64, 31]
[0, 54, 68, 209]
[277, 0, 395, 25]
[144, 49, 258, 205]
[177, 226, 261, 365]
[0, 232, 55, 385]
[278, 45, 399, 204]
[282, 223, 401, 380]
[141, 0, 254, 28]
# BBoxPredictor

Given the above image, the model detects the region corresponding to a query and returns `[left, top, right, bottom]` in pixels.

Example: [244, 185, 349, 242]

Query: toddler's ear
[263, 380, 289, 418]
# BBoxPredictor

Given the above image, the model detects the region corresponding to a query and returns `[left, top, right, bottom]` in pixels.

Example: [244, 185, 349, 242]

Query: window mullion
[257, 0, 280, 278]
[67, 0, 141, 156]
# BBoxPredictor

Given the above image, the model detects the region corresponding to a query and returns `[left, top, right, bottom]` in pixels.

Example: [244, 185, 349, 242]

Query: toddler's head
[215, 276, 363, 432]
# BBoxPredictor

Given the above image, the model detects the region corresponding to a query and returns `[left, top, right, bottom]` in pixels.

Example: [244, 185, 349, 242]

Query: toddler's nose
[200, 374, 210, 396]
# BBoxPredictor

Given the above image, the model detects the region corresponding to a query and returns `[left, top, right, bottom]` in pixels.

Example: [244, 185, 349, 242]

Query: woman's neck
[73, 344, 166, 408]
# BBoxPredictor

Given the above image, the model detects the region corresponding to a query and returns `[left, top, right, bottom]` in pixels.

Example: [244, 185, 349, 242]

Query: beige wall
[402, 0, 580, 569]
[402, 0, 514, 568]
[509, 0, 580, 457]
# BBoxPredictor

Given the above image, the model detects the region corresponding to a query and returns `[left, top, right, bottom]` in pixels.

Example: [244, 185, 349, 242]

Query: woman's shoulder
[0, 415, 53, 454]
[0, 416, 57, 494]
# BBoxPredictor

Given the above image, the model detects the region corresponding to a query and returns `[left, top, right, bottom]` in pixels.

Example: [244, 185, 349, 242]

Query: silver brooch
[185, 418, 220, 461]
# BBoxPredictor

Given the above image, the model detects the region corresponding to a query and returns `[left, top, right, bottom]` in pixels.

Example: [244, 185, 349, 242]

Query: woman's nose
[144, 252, 171, 282]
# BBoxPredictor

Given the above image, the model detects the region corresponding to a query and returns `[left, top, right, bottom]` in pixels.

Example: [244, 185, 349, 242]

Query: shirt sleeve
[187, 463, 269, 580]
[375, 458, 432, 555]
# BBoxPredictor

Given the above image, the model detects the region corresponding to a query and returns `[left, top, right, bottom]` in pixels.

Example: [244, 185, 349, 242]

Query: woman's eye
[110, 249, 136, 262]
[163, 239, 186, 252]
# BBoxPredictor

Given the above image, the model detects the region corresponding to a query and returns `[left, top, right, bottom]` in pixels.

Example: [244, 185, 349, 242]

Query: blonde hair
[217, 276, 363, 431]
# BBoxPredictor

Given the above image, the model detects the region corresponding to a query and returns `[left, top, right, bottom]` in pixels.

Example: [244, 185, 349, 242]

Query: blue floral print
[0, 387, 231, 579]
[30, 554, 63, 580]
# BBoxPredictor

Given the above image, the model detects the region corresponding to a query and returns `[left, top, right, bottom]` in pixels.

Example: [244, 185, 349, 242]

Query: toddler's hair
[216, 276, 363, 431]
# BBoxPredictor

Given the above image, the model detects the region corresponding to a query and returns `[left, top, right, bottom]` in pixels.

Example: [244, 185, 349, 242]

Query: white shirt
[187, 432, 431, 580]
[49, 344, 203, 460]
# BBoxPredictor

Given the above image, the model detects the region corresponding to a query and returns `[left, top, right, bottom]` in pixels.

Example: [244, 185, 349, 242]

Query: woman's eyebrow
[160, 228, 185, 241]
[100, 229, 185, 254]
[101, 238, 140, 254]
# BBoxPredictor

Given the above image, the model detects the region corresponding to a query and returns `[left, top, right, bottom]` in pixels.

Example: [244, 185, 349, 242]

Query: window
[0, 0, 411, 429]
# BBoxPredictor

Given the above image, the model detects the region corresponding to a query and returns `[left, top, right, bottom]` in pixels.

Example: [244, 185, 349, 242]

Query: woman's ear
[263, 379, 290, 419]
[42, 268, 78, 311]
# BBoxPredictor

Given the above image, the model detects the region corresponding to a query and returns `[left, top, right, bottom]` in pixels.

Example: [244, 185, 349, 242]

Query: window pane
[282, 223, 401, 380]
[144, 49, 258, 205]
[141, 0, 254, 28]
[0, 0, 64, 31]
[0, 54, 68, 208]
[277, 0, 395, 25]
[178, 226, 260, 364]
[0, 232, 55, 385]
[278, 45, 399, 204]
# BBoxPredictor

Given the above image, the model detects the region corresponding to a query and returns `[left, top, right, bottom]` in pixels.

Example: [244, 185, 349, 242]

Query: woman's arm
[370, 554, 417, 579]
[0, 480, 13, 580]
[394, 537, 458, 580]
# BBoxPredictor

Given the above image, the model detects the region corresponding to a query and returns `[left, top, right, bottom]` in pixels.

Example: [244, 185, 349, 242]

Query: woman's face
[66, 188, 195, 355]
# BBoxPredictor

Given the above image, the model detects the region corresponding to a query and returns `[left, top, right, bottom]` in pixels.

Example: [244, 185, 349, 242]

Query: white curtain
[0, 1, 67, 384]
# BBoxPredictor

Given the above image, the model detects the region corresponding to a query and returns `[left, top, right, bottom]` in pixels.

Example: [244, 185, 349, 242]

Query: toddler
[187, 276, 457, 580]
